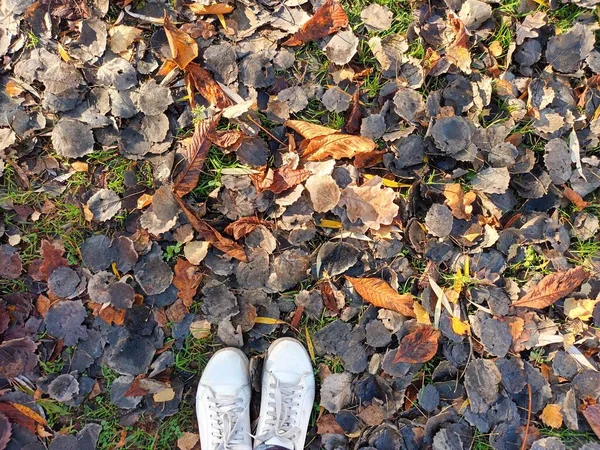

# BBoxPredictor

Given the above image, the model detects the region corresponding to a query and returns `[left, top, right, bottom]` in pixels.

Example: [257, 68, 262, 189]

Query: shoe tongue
[264, 436, 293, 449]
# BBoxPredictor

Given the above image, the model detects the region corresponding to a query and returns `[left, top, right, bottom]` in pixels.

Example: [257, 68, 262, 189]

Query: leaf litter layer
[1, 0, 600, 449]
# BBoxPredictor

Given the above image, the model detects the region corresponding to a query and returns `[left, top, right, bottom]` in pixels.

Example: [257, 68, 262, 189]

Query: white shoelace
[206, 388, 248, 450]
[254, 377, 303, 448]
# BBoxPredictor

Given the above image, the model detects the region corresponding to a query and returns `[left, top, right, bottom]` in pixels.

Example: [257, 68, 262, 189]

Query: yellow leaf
[11, 403, 47, 426]
[187, 3, 235, 14]
[488, 40, 503, 57]
[451, 317, 470, 336]
[153, 387, 176, 403]
[255, 317, 287, 325]
[540, 404, 563, 428]
[216, 13, 228, 30]
[303, 133, 376, 161]
[57, 43, 70, 62]
[413, 302, 431, 325]
[111, 262, 121, 279]
[71, 161, 88, 172]
[346, 276, 415, 317]
[305, 327, 316, 362]
[363, 174, 412, 188]
[564, 298, 598, 321]
[319, 219, 342, 229]
[82, 204, 94, 222]
[453, 268, 463, 293]
[136, 193, 153, 210]
[464, 256, 470, 277]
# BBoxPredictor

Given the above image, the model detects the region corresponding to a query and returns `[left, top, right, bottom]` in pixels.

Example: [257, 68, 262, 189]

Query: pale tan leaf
[345, 276, 415, 317]
[338, 176, 398, 230]
[540, 404, 563, 428]
[443, 184, 477, 220]
[303, 134, 377, 161]
[187, 3, 235, 14]
[153, 387, 176, 402]
[564, 298, 598, 321]
[285, 120, 339, 139]
[109, 25, 143, 54]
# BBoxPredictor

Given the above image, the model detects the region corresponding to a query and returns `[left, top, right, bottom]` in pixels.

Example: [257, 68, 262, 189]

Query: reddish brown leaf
[316, 414, 345, 434]
[124, 375, 149, 397]
[185, 63, 232, 109]
[163, 13, 198, 69]
[173, 115, 219, 198]
[343, 86, 363, 134]
[173, 259, 202, 307]
[345, 276, 415, 317]
[290, 306, 304, 329]
[0, 403, 38, 433]
[512, 267, 589, 309]
[393, 325, 440, 364]
[27, 240, 68, 282]
[267, 166, 311, 194]
[318, 281, 340, 313]
[563, 186, 589, 210]
[174, 195, 247, 262]
[224, 217, 272, 240]
[353, 150, 385, 168]
[583, 403, 600, 440]
[283, 0, 348, 46]
[208, 129, 243, 149]
[88, 302, 126, 326]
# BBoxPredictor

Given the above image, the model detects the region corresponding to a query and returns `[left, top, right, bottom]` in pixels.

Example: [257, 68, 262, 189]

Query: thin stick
[520, 384, 532, 450]
[246, 115, 285, 146]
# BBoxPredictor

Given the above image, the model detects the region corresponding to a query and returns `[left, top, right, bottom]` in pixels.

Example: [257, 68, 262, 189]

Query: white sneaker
[254, 338, 315, 450]
[196, 348, 252, 450]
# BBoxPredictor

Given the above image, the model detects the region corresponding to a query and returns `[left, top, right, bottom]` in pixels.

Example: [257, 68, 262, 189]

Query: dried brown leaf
[302, 133, 376, 161]
[185, 63, 232, 109]
[283, 0, 348, 47]
[584, 404, 600, 440]
[27, 240, 68, 282]
[512, 267, 589, 309]
[563, 186, 589, 210]
[173, 259, 202, 307]
[163, 13, 198, 69]
[540, 404, 563, 428]
[285, 120, 339, 140]
[224, 217, 272, 240]
[443, 184, 477, 220]
[187, 3, 234, 14]
[338, 176, 398, 230]
[345, 276, 415, 317]
[393, 324, 440, 364]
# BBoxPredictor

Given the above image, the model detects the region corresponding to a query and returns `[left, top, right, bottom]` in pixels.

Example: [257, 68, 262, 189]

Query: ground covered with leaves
[2, 0, 600, 448]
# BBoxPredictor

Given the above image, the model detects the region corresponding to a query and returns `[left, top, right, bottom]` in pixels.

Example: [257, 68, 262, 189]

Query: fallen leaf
[413, 302, 431, 324]
[302, 133, 377, 161]
[345, 276, 415, 317]
[316, 413, 344, 434]
[283, 0, 348, 47]
[173, 259, 202, 307]
[187, 3, 234, 14]
[163, 13, 198, 69]
[264, 166, 311, 194]
[563, 186, 589, 210]
[173, 116, 219, 197]
[153, 387, 176, 402]
[564, 298, 598, 321]
[185, 63, 232, 109]
[451, 316, 471, 335]
[583, 404, 600, 439]
[338, 176, 399, 230]
[28, 240, 68, 282]
[393, 324, 440, 364]
[177, 432, 200, 450]
[175, 195, 247, 262]
[512, 267, 589, 309]
[224, 217, 272, 240]
[255, 317, 288, 325]
[354, 150, 386, 168]
[190, 319, 211, 339]
[443, 184, 477, 220]
[285, 120, 339, 139]
[540, 404, 563, 428]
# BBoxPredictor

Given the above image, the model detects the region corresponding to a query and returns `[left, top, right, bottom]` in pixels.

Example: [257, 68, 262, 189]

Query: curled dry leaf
[345, 276, 415, 317]
[187, 3, 234, 15]
[173, 259, 202, 307]
[393, 324, 440, 364]
[163, 13, 198, 70]
[302, 133, 376, 161]
[224, 217, 272, 240]
[185, 63, 232, 109]
[512, 266, 589, 309]
[285, 120, 339, 139]
[283, 0, 349, 47]
[443, 184, 476, 220]
[338, 176, 399, 230]
[563, 186, 589, 210]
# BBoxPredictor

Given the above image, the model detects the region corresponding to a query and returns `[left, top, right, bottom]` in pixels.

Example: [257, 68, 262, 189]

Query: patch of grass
[0, 279, 27, 296]
[294, 43, 330, 85]
[25, 30, 40, 49]
[39, 358, 66, 377]
[190, 146, 241, 199]
[471, 431, 494, 450]
[164, 242, 183, 262]
[546, 4, 586, 32]
[292, 98, 346, 129]
[344, 0, 414, 36]
[85, 151, 135, 194]
[173, 334, 215, 375]
[568, 238, 600, 268]
[37, 398, 73, 429]
[505, 245, 552, 281]
[540, 428, 598, 447]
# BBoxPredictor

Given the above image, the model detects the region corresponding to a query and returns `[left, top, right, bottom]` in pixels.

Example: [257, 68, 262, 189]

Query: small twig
[520, 384, 532, 450]
[246, 115, 285, 146]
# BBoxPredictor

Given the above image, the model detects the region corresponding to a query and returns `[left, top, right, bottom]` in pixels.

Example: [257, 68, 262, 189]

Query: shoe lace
[206, 388, 248, 450]
[254, 377, 303, 448]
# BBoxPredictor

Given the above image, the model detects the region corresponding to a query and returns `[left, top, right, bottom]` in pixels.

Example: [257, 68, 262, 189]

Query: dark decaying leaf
[174, 194, 247, 262]
[583, 404, 600, 440]
[0, 338, 38, 378]
[0, 413, 11, 450]
[27, 239, 68, 282]
[283, 0, 349, 47]
[173, 115, 220, 198]
[346, 276, 415, 317]
[393, 325, 440, 364]
[344, 87, 363, 134]
[512, 267, 589, 308]
[0, 245, 22, 279]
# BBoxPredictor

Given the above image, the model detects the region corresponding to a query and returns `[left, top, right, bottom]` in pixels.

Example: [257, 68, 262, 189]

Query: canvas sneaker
[253, 338, 315, 450]
[196, 348, 252, 450]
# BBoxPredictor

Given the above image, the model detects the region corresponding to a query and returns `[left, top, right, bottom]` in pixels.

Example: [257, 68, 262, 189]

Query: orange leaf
[285, 120, 339, 139]
[283, 0, 348, 46]
[173, 259, 202, 307]
[163, 13, 198, 69]
[302, 133, 377, 161]
[173, 115, 219, 197]
[265, 166, 311, 194]
[185, 62, 232, 109]
[9, 403, 47, 427]
[563, 186, 589, 210]
[88, 302, 126, 325]
[187, 3, 234, 14]
[174, 195, 247, 262]
[540, 404, 563, 428]
[224, 216, 272, 240]
[345, 276, 415, 317]
[393, 324, 440, 364]
[512, 267, 589, 309]
[443, 184, 477, 220]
